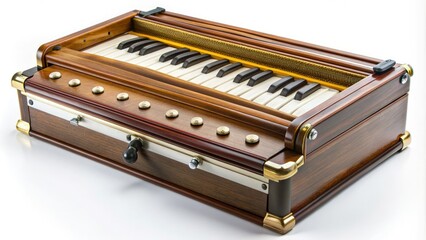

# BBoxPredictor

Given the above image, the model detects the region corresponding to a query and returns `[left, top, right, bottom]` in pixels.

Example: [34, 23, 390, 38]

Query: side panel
[29, 108, 267, 218]
[291, 95, 408, 215]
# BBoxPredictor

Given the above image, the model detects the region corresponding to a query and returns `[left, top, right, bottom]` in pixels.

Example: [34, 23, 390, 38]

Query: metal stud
[188, 157, 202, 170]
[245, 134, 260, 144]
[68, 79, 81, 87]
[190, 117, 204, 126]
[91, 86, 104, 94]
[138, 101, 151, 110]
[165, 109, 179, 118]
[216, 126, 230, 136]
[400, 73, 409, 84]
[116, 92, 129, 101]
[49, 71, 62, 80]
[308, 128, 318, 140]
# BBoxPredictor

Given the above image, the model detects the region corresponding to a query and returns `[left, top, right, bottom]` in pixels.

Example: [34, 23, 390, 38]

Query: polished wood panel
[291, 95, 407, 213]
[29, 108, 267, 217]
[36, 10, 138, 67]
[26, 66, 287, 173]
[17, 91, 30, 123]
[145, 14, 376, 75]
[285, 66, 407, 152]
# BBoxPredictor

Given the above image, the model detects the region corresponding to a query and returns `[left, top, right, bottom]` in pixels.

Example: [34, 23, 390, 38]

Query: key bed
[84, 34, 339, 116]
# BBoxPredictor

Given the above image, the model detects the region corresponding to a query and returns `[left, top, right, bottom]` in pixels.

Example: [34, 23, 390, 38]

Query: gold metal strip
[132, 18, 366, 88]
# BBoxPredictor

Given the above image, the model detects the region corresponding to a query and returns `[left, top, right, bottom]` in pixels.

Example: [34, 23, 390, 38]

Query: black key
[202, 59, 230, 74]
[160, 48, 190, 62]
[171, 51, 200, 65]
[117, 37, 147, 50]
[217, 62, 243, 77]
[294, 83, 321, 100]
[128, 40, 158, 53]
[280, 79, 307, 97]
[247, 70, 274, 86]
[267, 76, 294, 93]
[182, 54, 211, 68]
[139, 42, 167, 55]
[233, 68, 261, 83]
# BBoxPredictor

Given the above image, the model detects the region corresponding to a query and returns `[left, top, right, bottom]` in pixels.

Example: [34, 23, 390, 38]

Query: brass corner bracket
[263, 155, 304, 182]
[16, 120, 30, 135]
[402, 64, 414, 77]
[399, 131, 411, 151]
[263, 212, 296, 234]
[11, 72, 28, 92]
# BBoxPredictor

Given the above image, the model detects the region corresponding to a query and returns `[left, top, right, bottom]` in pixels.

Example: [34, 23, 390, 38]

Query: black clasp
[373, 59, 396, 75]
[138, 7, 165, 18]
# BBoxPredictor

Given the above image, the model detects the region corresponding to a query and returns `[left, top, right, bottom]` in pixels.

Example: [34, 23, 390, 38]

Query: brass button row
[56, 71, 260, 144]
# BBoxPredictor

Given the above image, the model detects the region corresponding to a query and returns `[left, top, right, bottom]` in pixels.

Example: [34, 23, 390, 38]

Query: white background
[1, 1, 425, 239]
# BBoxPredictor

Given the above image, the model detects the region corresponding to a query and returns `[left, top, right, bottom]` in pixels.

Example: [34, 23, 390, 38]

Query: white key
[180, 69, 205, 81]
[253, 91, 282, 105]
[239, 76, 282, 100]
[128, 47, 175, 66]
[279, 88, 328, 114]
[147, 60, 173, 71]
[201, 67, 249, 88]
[266, 92, 297, 109]
[83, 34, 136, 54]
[169, 59, 216, 78]
[158, 63, 185, 74]
[115, 47, 175, 64]
[292, 89, 338, 116]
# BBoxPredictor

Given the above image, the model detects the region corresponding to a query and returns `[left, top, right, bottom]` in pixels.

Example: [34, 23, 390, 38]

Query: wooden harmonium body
[12, 8, 412, 234]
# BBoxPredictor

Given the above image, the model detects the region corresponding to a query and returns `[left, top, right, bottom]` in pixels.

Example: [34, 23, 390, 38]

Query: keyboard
[84, 34, 339, 116]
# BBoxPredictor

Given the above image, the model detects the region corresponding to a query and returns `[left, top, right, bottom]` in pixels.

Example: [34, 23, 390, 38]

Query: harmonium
[12, 7, 412, 234]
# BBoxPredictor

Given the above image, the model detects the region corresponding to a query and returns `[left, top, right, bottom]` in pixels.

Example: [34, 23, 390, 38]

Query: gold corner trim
[399, 131, 411, 151]
[263, 212, 296, 234]
[264, 156, 303, 182]
[402, 64, 414, 77]
[299, 123, 313, 154]
[11, 72, 28, 92]
[16, 120, 30, 135]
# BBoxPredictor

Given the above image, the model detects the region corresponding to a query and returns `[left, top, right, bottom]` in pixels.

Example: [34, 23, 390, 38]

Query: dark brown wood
[25, 66, 286, 174]
[285, 66, 406, 151]
[36, 10, 138, 67]
[294, 140, 403, 220]
[17, 91, 30, 123]
[161, 11, 381, 66]
[29, 108, 268, 218]
[144, 14, 377, 75]
[291, 95, 408, 213]
[44, 48, 293, 132]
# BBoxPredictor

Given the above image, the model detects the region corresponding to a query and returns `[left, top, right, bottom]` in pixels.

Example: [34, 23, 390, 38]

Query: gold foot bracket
[263, 212, 296, 235]
[399, 131, 411, 151]
[11, 72, 28, 92]
[16, 120, 30, 135]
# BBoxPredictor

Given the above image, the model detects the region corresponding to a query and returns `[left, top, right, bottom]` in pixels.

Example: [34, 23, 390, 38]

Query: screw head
[138, 101, 151, 110]
[28, 99, 34, 106]
[68, 79, 81, 87]
[400, 73, 409, 84]
[245, 134, 260, 144]
[165, 109, 179, 118]
[216, 126, 230, 136]
[49, 71, 62, 80]
[261, 184, 268, 190]
[116, 92, 129, 101]
[308, 128, 318, 140]
[188, 157, 201, 170]
[190, 117, 204, 126]
[92, 86, 104, 94]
